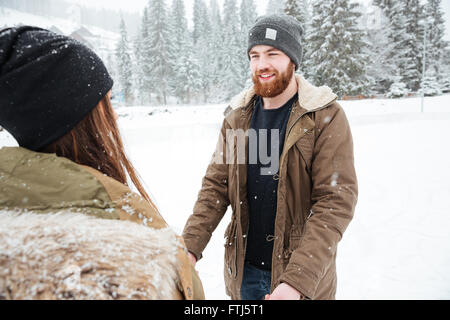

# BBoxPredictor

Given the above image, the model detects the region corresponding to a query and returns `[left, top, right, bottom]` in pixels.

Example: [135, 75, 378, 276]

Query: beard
[252, 62, 295, 98]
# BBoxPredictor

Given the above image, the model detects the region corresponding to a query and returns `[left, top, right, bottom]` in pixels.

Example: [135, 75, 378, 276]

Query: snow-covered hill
[0, 7, 119, 62]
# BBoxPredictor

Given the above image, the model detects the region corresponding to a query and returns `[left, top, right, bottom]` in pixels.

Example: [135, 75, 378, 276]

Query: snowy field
[1, 94, 450, 299]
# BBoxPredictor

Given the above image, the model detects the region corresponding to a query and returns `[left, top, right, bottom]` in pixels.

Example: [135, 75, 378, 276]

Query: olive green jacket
[0, 146, 204, 300]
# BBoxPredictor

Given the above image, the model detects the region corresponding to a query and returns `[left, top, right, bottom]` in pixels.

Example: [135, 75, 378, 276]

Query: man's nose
[256, 56, 271, 71]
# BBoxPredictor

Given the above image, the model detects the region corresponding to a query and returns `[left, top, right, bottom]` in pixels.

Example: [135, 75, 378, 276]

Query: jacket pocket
[284, 224, 304, 261]
[224, 218, 238, 279]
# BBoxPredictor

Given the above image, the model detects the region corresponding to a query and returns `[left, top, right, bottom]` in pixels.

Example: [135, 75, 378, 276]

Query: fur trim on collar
[0, 210, 181, 300]
[229, 74, 337, 112]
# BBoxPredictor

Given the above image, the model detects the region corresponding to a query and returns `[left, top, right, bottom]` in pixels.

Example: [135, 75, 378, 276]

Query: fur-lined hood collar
[229, 74, 337, 112]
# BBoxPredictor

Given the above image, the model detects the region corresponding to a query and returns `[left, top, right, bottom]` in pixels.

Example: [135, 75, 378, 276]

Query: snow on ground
[1, 95, 450, 299]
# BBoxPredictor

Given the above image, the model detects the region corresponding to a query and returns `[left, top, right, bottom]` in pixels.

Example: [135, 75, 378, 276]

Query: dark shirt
[245, 93, 298, 270]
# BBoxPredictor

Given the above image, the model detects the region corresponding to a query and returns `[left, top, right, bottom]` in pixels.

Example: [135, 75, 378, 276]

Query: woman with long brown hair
[41, 90, 151, 204]
[0, 26, 203, 300]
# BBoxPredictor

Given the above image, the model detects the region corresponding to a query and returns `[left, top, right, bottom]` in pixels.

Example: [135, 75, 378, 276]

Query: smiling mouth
[259, 73, 275, 81]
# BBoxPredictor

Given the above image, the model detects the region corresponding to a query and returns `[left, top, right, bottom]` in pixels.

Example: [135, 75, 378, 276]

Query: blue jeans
[240, 262, 272, 300]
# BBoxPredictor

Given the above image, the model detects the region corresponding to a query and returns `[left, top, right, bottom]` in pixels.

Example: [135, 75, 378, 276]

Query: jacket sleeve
[279, 102, 358, 299]
[182, 118, 231, 261]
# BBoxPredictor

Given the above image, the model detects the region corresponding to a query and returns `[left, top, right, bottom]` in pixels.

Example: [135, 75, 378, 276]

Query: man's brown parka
[183, 74, 358, 300]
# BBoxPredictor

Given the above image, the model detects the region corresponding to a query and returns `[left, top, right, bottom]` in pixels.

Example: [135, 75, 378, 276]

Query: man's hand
[264, 283, 302, 300]
[188, 252, 197, 266]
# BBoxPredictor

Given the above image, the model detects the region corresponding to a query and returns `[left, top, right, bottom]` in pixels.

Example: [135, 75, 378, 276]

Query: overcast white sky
[64, 0, 450, 40]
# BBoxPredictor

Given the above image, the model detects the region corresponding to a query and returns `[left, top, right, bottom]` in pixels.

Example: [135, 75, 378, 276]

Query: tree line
[113, 0, 450, 105]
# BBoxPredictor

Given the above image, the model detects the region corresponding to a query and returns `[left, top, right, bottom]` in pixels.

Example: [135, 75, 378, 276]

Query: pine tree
[208, 0, 227, 102]
[115, 16, 133, 105]
[364, 4, 398, 94]
[284, 0, 311, 75]
[374, 0, 425, 94]
[147, 0, 174, 105]
[421, 67, 442, 96]
[402, 0, 422, 92]
[138, 7, 153, 104]
[105, 52, 117, 95]
[284, 0, 309, 25]
[193, 0, 206, 45]
[424, 0, 449, 92]
[132, 32, 144, 105]
[441, 49, 450, 93]
[192, 0, 214, 103]
[266, 0, 286, 15]
[170, 0, 202, 103]
[169, 0, 188, 102]
[439, 77, 450, 94]
[373, 0, 412, 95]
[386, 74, 409, 98]
[238, 0, 258, 90]
[222, 0, 245, 99]
[306, 0, 369, 97]
[240, 0, 257, 31]
[177, 42, 203, 104]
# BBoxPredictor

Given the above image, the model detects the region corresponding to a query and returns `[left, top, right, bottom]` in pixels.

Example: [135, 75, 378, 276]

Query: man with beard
[182, 14, 358, 300]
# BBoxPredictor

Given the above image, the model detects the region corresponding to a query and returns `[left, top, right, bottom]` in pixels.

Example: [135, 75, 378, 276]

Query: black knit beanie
[247, 14, 304, 70]
[0, 26, 113, 151]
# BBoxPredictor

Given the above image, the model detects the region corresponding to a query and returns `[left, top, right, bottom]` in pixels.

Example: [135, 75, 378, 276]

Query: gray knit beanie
[247, 14, 304, 70]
